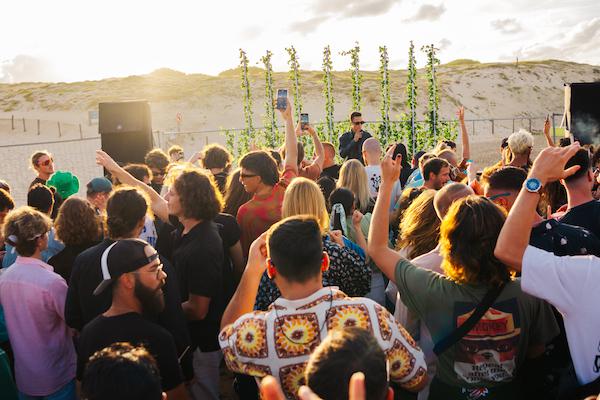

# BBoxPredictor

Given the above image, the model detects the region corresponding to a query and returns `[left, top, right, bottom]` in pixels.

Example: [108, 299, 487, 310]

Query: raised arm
[543, 115, 555, 147]
[367, 145, 404, 281]
[279, 98, 298, 172]
[307, 125, 325, 170]
[457, 106, 470, 163]
[494, 143, 581, 271]
[96, 150, 169, 222]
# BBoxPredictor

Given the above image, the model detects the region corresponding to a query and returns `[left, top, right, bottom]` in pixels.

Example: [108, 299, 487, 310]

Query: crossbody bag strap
[433, 282, 507, 356]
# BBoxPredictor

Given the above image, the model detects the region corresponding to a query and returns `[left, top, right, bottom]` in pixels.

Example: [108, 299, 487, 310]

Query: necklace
[274, 287, 334, 345]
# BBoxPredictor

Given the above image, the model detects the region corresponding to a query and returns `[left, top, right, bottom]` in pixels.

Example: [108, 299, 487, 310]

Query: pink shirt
[0, 257, 76, 396]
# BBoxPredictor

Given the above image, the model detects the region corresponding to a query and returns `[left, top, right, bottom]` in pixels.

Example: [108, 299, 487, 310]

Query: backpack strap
[433, 282, 507, 356]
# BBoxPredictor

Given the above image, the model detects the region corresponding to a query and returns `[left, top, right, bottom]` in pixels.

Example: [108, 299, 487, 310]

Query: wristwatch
[524, 177, 542, 193]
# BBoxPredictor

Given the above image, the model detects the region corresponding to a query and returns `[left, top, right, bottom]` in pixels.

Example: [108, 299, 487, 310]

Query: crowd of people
[1, 100, 600, 400]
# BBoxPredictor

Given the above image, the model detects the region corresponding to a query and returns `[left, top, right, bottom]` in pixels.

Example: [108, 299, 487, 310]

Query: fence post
[512, 119, 515, 132]
[11, 115, 14, 130]
[490, 119, 494, 135]
[22, 118, 26, 132]
[529, 118, 532, 132]
[37, 119, 40, 135]
[58, 122, 61, 137]
[472, 120, 475, 136]
[79, 124, 83, 139]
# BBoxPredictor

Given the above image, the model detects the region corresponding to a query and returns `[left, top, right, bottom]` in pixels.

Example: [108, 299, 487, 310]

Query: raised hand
[544, 115, 551, 136]
[381, 145, 402, 185]
[352, 210, 364, 227]
[277, 97, 294, 122]
[95, 150, 120, 172]
[456, 106, 465, 121]
[247, 232, 268, 274]
[329, 230, 345, 247]
[529, 143, 581, 185]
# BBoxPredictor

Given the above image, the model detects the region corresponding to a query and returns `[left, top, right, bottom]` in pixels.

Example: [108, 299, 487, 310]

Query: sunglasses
[152, 170, 166, 177]
[38, 158, 53, 167]
[352, 121, 365, 126]
[488, 192, 511, 201]
[240, 173, 258, 179]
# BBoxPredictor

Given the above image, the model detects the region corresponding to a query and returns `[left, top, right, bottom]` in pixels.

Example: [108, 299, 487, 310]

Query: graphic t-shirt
[139, 215, 158, 248]
[522, 246, 600, 385]
[559, 200, 600, 239]
[394, 259, 559, 389]
[236, 166, 297, 256]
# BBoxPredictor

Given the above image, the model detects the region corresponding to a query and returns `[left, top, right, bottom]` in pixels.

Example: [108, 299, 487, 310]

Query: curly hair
[0, 189, 15, 212]
[396, 190, 440, 259]
[144, 148, 170, 170]
[55, 197, 102, 246]
[106, 187, 149, 238]
[202, 144, 233, 170]
[508, 129, 534, 156]
[441, 195, 511, 286]
[3, 206, 52, 256]
[173, 169, 223, 220]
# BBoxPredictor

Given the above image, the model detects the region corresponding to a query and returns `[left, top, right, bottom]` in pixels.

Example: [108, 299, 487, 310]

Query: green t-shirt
[394, 259, 559, 389]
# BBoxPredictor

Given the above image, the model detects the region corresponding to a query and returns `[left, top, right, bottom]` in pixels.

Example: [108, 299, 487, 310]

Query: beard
[134, 278, 165, 318]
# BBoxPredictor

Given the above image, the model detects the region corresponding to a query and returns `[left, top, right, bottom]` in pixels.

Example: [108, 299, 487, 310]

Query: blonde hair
[338, 160, 370, 213]
[396, 190, 440, 259]
[3, 206, 52, 256]
[508, 129, 534, 156]
[282, 178, 329, 233]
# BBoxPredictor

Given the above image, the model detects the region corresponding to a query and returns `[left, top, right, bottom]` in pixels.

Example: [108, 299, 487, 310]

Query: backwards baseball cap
[87, 177, 113, 194]
[93, 239, 159, 296]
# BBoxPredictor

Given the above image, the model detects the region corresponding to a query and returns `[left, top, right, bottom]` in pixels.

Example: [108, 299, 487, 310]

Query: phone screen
[301, 113, 309, 128]
[276, 89, 288, 110]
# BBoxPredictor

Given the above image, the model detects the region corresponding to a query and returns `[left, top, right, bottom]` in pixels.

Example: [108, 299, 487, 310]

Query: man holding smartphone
[339, 112, 372, 164]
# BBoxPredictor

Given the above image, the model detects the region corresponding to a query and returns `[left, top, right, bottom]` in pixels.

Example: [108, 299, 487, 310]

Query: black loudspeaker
[565, 82, 600, 144]
[99, 101, 153, 164]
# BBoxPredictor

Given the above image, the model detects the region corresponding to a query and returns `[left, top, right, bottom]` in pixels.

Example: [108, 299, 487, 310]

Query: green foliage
[403, 41, 418, 156]
[239, 49, 254, 154]
[285, 46, 303, 121]
[422, 44, 441, 150]
[439, 120, 459, 141]
[341, 42, 362, 113]
[379, 46, 391, 148]
[260, 50, 279, 148]
[322, 45, 335, 142]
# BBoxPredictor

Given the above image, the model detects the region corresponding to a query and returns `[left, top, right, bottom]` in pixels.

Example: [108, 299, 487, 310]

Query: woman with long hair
[223, 168, 252, 217]
[338, 159, 373, 213]
[253, 177, 371, 311]
[370, 158, 559, 400]
[396, 190, 440, 259]
[48, 197, 102, 282]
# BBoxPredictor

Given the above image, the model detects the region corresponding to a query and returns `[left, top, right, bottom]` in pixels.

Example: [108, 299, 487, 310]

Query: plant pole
[322, 45, 335, 143]
[404, 41, 417, 156]
[341, 42, 362, 113]
[422, 44, 440, 149]
[261, 50, 278, 148]
[239, 49, 254, 155]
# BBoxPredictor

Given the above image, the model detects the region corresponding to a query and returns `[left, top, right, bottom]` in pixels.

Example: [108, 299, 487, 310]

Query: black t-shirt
[65, 239, 191, 357]
[530, 218, 600, 257]
[320, 164, 341, 180]
[171, 220, 224, 351]
[48, 242, 97, 282]
[77, 312, 183, 391]
[559, 200, 600, 239]
[212, 172, 229, 194]
[215, 213, 242, 303]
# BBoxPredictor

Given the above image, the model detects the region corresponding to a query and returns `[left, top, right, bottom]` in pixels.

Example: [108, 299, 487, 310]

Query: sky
[1, 0, 599, 83]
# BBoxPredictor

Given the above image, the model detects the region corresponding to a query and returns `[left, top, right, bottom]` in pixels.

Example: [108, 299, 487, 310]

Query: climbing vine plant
[322, 45, 335, 143]
[423, 44, 441, 149]
[403, 41, 418, 156]
[260, 50, 278, 148]
[341, 42, 362, 113]
[239, 48, 254, 154]
[379, 45, 391, 148]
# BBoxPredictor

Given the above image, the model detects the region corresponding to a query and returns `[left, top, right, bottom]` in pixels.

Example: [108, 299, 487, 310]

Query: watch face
[526, 178, 541, 192]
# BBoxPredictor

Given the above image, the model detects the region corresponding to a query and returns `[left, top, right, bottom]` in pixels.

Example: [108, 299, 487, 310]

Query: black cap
[93, 239, 158, 296]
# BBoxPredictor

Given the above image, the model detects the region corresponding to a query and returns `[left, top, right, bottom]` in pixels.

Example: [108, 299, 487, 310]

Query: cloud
[313, 0, 400, 18]
[491, 18, 523, 34]
[405, 4, 446, 22]
[240, 26, 262, 40]
[0, 55, 58, 83]
[293, 0, 400, 33]
[517, 17, 600, 60]
[439, 38, 452, 51]
[290, 15, 331, 35]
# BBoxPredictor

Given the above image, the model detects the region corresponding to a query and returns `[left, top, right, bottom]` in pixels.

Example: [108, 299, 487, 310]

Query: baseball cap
[93, 239, 158, 296]
[48, 171, 80, 199]
[87, 177, 113, 194]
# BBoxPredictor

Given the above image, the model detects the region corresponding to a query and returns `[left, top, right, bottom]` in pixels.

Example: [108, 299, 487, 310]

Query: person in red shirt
[237, 99, 298, 256]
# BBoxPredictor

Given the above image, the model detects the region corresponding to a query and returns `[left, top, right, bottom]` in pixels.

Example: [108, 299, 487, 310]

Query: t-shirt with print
[237, 166, 297, 256]
[521, 246, 600, 385]
[364, 165, 402, 207]
[220, 287, 427, 399]
[77, 312, 183, 391]
[394, 259, 559, 389]
[559, 200, 600, 239]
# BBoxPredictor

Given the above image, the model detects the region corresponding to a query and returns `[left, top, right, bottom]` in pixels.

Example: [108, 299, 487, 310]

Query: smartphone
[276, 89, 288, 110]
[300, 113, 309, 129]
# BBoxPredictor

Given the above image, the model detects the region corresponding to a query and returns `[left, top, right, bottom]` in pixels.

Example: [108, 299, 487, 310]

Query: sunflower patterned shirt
[219, 287, 427, 399]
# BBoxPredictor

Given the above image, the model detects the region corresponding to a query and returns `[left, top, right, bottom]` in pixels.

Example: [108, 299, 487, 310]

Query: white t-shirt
[139, 215, 158, 248]
[522, 245, 600, 385]
[364, 164, 402, 207]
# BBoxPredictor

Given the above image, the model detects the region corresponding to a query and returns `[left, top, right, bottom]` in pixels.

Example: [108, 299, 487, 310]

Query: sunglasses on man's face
[152, 170, 166, 177]
[352, 121, 365, 126]
[38, 158, 53, 167]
